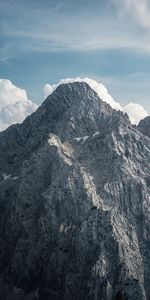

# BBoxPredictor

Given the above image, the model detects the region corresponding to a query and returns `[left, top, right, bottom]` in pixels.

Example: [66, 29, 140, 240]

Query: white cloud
[43, 77, 123, 110]
[124, 102, 148, 125]
[44, 77, 149, 125]
[0, 79, 38, 131]
[0, 78, 148, 132]
[43, 84, 54, 98]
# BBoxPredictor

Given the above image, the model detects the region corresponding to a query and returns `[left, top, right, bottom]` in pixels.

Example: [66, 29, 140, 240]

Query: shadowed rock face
[138, 116, 150, 138]
[0, 82, 150, 300]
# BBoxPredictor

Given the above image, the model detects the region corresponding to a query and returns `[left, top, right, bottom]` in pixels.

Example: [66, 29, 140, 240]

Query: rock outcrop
[138, 116, 150, 138]
[0, 82, 150, 300]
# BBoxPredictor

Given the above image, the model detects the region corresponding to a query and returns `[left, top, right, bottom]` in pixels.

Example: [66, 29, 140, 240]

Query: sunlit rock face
[138, 116, 150, 138]
[0, 82, 150, 300]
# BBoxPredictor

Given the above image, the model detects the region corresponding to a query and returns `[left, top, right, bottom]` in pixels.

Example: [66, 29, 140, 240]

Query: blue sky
[0, 0, 150, 114]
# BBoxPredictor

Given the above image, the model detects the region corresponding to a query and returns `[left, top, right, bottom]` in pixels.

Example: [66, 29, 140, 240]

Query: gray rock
[138, 116, 150, 138]
[0, 172, 3, 182]
[0, 82, 150, 300]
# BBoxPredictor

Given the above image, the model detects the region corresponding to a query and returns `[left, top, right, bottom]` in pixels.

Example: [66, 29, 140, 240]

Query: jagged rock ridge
[0, 82, 150, 300]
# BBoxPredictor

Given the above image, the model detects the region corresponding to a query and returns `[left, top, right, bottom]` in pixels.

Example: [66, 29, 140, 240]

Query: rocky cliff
[138, 116, 150, 138]
[0, 82, 150, 300]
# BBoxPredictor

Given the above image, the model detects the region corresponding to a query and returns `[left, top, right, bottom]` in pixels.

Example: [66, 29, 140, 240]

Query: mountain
[0, 82, 150, 300]
[138, 116, 150, 138]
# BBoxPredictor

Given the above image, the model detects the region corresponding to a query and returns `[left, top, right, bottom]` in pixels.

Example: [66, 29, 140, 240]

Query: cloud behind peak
[0, 79, 37, 131]
[44, 77, 148, 125]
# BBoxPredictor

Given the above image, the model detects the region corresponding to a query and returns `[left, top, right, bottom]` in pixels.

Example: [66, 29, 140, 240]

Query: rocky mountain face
[0, 82, 150, 300]
[138, 116, 150, 138]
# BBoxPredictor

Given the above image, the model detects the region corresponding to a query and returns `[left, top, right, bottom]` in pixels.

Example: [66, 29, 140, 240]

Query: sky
[0, 0, 150, 130]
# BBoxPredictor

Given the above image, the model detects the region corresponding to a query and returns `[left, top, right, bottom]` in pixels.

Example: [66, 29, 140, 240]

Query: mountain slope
[0, 82, 150, 300]
[138, 116, 150, 138]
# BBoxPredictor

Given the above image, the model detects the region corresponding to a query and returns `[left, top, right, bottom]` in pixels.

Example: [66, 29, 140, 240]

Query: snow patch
[12, 176, 19, 180]
[73, 137, 82, 142]
[2, 173, 18, 181]
[81, 136, 89, 144]
[2, 173, 11, 180]
[73, 136, 89, 144]
[93, 131, 99, 137]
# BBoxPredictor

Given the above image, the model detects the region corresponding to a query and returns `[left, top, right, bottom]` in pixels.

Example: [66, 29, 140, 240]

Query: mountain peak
[0, 81, 129, 175]
[0, 80, 150, 299]
[44, 78, 123, 111]
[35, 80, 129, 144]
[44, 81, 99, 108]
